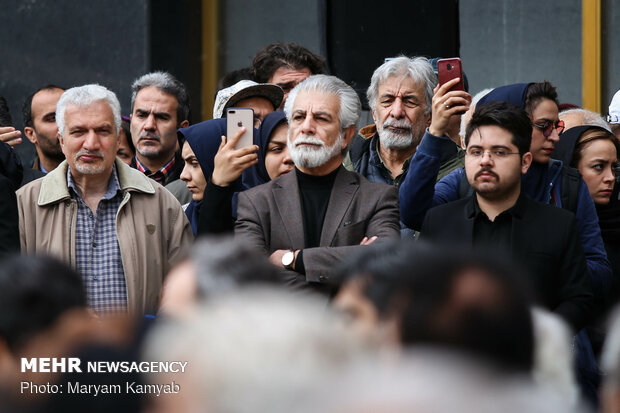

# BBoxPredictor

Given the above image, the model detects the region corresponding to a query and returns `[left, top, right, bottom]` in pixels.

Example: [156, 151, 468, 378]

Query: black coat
[421, 194, 594, 331]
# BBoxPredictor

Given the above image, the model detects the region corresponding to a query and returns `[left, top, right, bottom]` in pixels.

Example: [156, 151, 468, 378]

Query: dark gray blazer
[235, 167, 400, 287]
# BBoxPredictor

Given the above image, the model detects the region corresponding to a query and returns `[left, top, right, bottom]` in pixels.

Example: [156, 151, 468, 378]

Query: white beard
[376, 118, 414, 150]
[287, 133, 343, 169]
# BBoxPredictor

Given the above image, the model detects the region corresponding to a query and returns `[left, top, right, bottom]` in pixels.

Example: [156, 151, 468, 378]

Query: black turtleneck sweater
[296, 166, 340, 249]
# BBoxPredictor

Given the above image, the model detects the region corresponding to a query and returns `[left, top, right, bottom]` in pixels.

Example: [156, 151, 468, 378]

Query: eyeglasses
[466, 148, 520, 159]
[532, 120, 565, 137]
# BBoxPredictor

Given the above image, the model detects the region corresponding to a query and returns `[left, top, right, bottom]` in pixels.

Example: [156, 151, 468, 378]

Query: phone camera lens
[447, 64, 452, 70]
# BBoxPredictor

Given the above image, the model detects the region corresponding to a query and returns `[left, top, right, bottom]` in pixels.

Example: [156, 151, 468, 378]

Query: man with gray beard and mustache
[343, 57, 466, 237]
[17, 84, 193, 314]
[235, 75, 400, 294]
[345, 56, 464, 187]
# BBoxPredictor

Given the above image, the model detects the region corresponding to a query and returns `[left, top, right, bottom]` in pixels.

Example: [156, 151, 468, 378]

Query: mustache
[474, 168, 499, 180]
[383, 118, 412, 131]
[292, 135, 325, 148]
[76, 149, 104, 159]
[138, 132, 161, 142]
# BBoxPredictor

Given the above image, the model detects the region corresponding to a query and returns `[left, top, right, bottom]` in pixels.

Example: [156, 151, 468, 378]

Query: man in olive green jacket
[16, 84, 193, 314]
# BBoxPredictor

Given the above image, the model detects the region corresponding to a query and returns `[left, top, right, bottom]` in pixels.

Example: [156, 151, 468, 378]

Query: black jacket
[421, 194, 594, 331]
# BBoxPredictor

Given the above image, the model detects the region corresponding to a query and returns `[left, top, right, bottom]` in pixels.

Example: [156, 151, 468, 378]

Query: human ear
[521, 152, 533, 174]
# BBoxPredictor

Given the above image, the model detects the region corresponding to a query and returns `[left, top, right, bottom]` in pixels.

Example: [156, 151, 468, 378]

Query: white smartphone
[226, 107, 254, 149]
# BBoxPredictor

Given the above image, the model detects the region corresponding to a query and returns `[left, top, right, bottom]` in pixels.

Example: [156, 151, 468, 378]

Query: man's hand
[428, 78, 471, 138]
[0, 126, 22, 147]
[270, 249, 300, 268]
[359, 236, 378, 246]
[211, 127, 259, 186]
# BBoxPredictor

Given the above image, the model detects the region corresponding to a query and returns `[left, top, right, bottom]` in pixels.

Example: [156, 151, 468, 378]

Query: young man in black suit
[421, 101, 594, 332]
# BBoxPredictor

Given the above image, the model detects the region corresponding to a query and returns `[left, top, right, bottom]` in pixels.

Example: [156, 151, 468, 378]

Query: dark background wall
[0, 0, 202, 166]
[219, 0, 322, 76]
[1, 0, 618, 166]
[459, 0, 582, 104]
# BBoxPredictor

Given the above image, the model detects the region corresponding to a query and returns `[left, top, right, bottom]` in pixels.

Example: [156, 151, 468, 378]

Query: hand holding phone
[226, 108, 254, 149]
[437, 58, 464, 92]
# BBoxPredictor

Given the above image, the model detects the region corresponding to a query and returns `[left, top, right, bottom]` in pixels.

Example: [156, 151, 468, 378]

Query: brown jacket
[17, 159, 194, 313]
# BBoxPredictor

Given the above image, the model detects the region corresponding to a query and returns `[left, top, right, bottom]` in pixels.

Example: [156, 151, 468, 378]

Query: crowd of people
[2, 41, 620, 412]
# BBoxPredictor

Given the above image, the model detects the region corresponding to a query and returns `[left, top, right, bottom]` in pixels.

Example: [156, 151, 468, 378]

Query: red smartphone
[437, 58, 464, 92]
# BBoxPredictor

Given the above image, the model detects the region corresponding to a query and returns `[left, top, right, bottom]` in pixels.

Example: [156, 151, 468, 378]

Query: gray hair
[559, 108, 612, 132]
[189, 236, 279, 299]
[284, 74, 361, 132]
[144, 288, 371, 413]
[56, 84, 121, 136]
[602, 305, 620, 387]
[366, 56, 437, 115]
[460, 88, 495, 139]
[530, 307, 578, 404]
[131, 71, 190, 124]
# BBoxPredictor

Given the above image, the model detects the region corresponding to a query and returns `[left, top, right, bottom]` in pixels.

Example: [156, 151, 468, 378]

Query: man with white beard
[345, 56, 464, 186]
[235, 75, 400, 293]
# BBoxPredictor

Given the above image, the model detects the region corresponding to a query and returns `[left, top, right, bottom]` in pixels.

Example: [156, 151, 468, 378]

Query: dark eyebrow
[268, 136, 287, 145]
[277, 81, 296, 89]
[380, 93, 419, 100]
[135, 108, 171, 119]
[468, 144, 512, 150]
[68, 126, 86, 133]
[379, 93, 396, 100]
[312, 110, 333, 120]
[95, 124, 113, 132]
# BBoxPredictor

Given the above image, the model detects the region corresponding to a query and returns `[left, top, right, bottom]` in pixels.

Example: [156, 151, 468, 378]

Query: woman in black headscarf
[553, 124, 620, 404]
[178, 118, 242, 235]
[196, 110, 293, 235]
[554, 125, 620, 301]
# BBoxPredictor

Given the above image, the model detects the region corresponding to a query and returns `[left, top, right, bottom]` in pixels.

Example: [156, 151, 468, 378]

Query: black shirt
[296, 166, 339, 248]
[471, 193, 527, 253]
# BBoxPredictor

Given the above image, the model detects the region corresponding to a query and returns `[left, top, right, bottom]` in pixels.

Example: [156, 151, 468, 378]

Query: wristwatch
[281, 250, 295, 270]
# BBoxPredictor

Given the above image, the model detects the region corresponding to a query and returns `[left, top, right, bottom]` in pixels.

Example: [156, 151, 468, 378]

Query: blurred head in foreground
[159, 236, 280, 317]
[333, 240, 534, 372]
[145, 287, 370, 413]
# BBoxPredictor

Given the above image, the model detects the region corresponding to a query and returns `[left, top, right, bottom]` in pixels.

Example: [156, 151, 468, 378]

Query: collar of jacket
[358, 124, 377, 139]
[37, 158, 156, 206]
[546, 158, 564, 183]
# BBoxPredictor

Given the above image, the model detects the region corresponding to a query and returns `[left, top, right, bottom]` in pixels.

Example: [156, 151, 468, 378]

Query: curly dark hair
[465, 101, 533, 156]
[251, 42, 325, 83]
